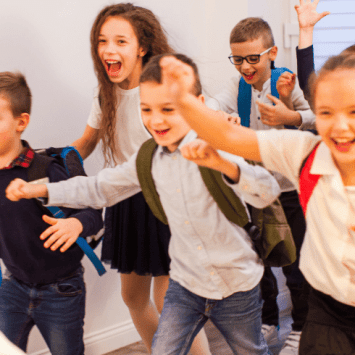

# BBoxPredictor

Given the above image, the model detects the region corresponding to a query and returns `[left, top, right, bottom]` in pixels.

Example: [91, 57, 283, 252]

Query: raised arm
[160, 56, 262, 162]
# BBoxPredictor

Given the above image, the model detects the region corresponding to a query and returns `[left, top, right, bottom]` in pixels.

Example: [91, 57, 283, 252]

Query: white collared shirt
[47, 131, 281, 299]
[257, 129, 355, 306]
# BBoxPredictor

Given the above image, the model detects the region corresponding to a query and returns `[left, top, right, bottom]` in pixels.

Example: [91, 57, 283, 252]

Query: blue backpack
[238, 67, 295, 129]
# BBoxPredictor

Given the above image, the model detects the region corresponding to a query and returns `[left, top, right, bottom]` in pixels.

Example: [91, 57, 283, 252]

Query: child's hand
[181, 138, 240, 182]
[6, 178, 33, 201]
[295, 0, 330, 29]
[160, 56, 196, 103]
[181, 138, 223, 169]
[276, 72, 296, 99]
[257, 94, 302, 126]
[40, 215, 83, 252]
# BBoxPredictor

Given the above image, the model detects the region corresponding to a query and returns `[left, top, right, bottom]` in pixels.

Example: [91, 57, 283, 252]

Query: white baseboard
[28, 320, 141, 355]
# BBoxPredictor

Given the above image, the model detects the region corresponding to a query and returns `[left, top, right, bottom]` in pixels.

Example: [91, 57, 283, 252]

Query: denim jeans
[0, 267, 85, 355]
[152, 279, 270, 355]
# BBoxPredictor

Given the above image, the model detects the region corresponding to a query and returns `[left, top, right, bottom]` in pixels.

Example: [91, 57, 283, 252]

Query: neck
[338, 162, 355, 186]
[0, 140, 23, 169]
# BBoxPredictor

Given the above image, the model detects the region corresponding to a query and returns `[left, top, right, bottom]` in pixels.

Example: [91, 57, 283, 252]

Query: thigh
[211, 285, 269, 355]
[152, 279, 207, 355]
[34, 269, 86, 355]
[0, 277, 34, 351]
[300, 322, 355, 355]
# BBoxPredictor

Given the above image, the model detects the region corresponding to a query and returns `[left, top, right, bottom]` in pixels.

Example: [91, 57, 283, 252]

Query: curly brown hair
[90, 3, 174, 165]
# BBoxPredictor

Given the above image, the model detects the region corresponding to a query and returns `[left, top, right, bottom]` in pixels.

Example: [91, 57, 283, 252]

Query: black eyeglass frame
[228, 47, 273, 65]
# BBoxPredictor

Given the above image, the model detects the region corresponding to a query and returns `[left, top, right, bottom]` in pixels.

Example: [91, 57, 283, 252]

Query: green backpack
[136, 138, 296, 267]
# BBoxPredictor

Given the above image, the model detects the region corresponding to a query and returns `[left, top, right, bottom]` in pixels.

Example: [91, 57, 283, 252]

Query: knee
[121, 287, 150, 310]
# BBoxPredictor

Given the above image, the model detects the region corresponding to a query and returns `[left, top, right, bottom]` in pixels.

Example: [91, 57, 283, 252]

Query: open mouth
[105, 60, 122, 77]
[155, 129, 170, 136]
[331, 138, 355, 152]
[242, 72, 256, 81]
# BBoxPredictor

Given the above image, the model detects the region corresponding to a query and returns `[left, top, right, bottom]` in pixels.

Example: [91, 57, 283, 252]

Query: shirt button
[176, 188, 181, 193]
[258, 116, 261, 120]
[243, 185, 248, 190]
[185, 221, 189, 225]
[210, 271, 215, 276]
[197, 246, 202, 250]
[258, 94, 261, 98]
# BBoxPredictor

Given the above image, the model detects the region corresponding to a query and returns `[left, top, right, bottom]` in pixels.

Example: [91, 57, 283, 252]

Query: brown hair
[0, 72, 31, 116]
[308, 53, 355, 110]
[90, 3, 174, 165]
[230, 17, 275, 48]
[140, 53, 202, 96]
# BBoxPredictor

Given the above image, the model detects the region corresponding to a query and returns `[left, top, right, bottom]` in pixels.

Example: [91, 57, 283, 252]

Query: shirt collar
[252, 78, 271, 94]
[310, 141, 339, 176]
[157, 130, 197, 156]
[2, 140, 34, 170]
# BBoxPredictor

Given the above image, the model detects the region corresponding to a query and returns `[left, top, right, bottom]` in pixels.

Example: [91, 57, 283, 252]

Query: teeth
[106, 60, 119, 64]
[334, 138, 352, 143]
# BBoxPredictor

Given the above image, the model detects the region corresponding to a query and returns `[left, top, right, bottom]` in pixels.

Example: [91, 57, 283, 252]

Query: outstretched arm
[160, 56, 262, 162]
[295, 0, 330, 49]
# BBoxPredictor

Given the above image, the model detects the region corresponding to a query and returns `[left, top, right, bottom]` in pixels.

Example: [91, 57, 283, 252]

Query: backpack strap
[238, 67, 293, 128]
[299, 142, 321, 215]
[27, 150, 106, 276]
[136, 139, 169, 225]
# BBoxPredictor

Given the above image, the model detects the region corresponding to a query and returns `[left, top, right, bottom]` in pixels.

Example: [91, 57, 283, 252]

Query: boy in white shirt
[207, 17, 315, 354]
[6, 53, 281, 355]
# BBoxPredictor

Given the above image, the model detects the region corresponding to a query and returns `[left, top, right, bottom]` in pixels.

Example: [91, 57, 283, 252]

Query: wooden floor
[104, 268, 292, 355]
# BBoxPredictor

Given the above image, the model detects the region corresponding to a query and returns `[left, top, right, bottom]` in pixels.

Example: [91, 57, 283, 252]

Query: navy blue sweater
[0, 155, 103, 285]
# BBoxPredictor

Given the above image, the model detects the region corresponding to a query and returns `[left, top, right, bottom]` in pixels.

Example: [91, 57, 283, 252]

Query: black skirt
[101, 192, 171, 276]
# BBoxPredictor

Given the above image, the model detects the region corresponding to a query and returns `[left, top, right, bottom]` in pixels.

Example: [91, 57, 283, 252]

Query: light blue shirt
[47, 131, 281, 299]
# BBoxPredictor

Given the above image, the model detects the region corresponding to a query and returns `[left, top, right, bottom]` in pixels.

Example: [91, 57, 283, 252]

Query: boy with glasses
[207, 17, 314, 355]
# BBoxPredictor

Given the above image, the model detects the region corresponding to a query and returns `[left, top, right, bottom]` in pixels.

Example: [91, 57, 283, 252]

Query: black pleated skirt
[101, 192, 171, 276]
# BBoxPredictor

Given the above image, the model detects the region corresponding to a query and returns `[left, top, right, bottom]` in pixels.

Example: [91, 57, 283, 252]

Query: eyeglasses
[228, 47, 273, 65]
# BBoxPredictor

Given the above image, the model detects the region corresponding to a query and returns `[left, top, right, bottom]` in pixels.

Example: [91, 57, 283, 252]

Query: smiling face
[98, 16, 146, 89]
[315, 69, 355, 175]
[230, 37, 277, 91]
[140, 81, 197, 152]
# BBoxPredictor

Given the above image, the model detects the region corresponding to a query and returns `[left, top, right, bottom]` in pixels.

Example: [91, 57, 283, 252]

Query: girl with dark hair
[72, 3, 210, 353]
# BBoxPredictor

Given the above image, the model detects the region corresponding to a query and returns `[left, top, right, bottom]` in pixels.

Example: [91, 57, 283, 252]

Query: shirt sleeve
[206, 76, 241, 114]
[46, 153, 142, 210]
[296, 45, 314, 101]
[291, 76, 316, 130]
[218, 151, 281, 208]
[87, 90, 102, 129]
[46, 161, 103, 239]
[256, 129, 321, 190]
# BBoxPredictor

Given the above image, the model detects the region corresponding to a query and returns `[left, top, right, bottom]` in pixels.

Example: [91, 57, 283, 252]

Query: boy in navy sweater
[0, 71, 103, 355]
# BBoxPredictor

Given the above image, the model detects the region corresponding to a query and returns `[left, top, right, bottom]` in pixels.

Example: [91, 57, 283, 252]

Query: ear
[16, 113, 30, 133]
[197, 94, 205, 104]
[138, 46, 147, 58]
[269, 46, 278, 61]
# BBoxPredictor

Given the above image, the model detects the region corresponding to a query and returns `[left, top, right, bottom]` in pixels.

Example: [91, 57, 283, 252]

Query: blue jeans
[152, 279, 270, 355]
[0, 267, 86, 355]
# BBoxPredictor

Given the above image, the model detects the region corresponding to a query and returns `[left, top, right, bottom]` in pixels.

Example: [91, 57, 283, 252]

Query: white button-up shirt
[257, 129, 355, 306]
[47, 131, 281, 299]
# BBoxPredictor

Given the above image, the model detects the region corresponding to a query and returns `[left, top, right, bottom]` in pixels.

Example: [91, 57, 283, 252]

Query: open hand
[160, 56, 195, 103]
[295, 0, 330, 29]
[40, 215, 83, 252]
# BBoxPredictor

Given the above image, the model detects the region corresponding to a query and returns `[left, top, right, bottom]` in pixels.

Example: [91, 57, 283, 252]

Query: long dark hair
[90, 3, 174, 165]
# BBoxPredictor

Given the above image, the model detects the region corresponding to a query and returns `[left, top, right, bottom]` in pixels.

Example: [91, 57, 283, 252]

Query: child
[0, 72, 103, 354]
[206, 17, 315, 353]
[71, 4, 210, 353]
[160, 52, 355, 355]
[6, 53, 281, 355]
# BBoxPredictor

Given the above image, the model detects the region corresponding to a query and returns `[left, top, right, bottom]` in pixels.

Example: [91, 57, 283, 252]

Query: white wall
[0, 1, 293, 354]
